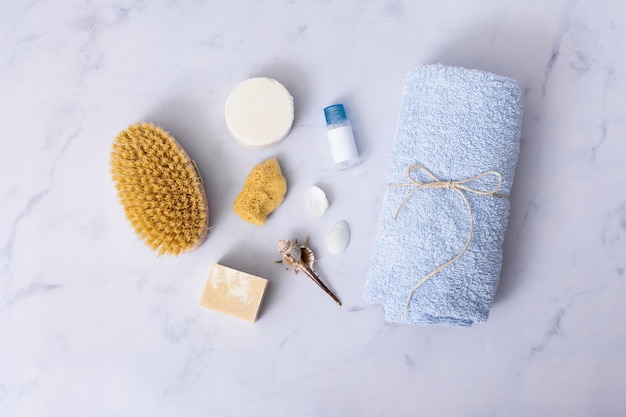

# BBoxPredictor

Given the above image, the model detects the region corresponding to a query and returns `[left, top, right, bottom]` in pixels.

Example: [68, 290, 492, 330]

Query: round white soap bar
[225, 77, 294, 149]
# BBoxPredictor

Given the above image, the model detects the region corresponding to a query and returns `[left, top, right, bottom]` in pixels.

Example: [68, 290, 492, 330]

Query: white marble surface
[1, 0, 626, 415]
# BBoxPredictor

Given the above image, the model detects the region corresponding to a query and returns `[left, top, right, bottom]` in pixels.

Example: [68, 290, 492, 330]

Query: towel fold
[363, 64, 522, 326]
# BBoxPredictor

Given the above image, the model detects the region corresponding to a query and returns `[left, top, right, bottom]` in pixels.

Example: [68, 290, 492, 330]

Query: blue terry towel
[363, 64, 522, 327]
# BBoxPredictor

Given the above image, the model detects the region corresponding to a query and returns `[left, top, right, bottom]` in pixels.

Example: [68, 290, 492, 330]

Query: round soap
[225, 77, 294, 149]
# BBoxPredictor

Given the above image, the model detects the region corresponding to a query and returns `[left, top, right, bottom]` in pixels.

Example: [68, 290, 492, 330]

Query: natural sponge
[233, 158, 287, 225]
[110, 122, 209, 255]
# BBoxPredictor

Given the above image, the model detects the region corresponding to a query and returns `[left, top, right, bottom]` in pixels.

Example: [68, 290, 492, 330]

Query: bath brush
[110, 122, 209, 255]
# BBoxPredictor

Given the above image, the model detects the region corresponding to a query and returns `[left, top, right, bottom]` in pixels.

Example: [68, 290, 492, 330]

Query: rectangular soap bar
[200, 264, 269, 323]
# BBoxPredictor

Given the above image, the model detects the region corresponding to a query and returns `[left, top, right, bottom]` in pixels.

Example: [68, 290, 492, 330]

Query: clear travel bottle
[324, 104, 360, 171]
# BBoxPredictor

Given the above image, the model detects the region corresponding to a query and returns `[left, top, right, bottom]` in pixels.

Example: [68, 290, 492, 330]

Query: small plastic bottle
[323, 104, 360, 171]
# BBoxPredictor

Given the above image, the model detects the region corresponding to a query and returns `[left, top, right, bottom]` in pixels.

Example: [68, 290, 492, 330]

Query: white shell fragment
[306, 185, 329, 217]
[324, 220, 350, 255]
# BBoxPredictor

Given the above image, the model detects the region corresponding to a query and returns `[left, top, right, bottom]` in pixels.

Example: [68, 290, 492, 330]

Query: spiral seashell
[277, 239, 301, 261]
[275, 237, 341, 306]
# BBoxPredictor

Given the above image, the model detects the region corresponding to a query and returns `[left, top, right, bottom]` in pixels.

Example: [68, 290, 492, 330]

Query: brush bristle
[110, 123, 209, 255]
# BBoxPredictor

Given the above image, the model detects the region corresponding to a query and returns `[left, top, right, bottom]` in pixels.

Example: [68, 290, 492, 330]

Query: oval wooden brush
[110, 122, 209, 255]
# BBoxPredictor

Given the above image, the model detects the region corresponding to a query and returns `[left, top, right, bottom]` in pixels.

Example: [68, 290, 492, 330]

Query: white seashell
[306, 185, 329, 217]
[324, 221, 350, 255]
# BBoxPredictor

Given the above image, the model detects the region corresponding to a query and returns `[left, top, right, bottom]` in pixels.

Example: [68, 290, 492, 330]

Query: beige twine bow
[388, 164, 507, 318]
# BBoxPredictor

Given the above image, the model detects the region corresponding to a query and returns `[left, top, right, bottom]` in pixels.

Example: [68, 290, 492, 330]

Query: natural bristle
[110, 123, 209, 255]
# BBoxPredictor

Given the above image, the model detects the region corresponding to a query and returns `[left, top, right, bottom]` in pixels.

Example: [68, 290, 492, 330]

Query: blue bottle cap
[324, 104, 347, 125]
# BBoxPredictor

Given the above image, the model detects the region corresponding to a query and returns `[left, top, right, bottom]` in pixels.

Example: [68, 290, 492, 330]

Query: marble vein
[529, 307, 566, 358]
[591, 67, 615, 157]
[0, 282, 64, 314]
[0, 190, 50, 278]
[542, 0, 578, 95]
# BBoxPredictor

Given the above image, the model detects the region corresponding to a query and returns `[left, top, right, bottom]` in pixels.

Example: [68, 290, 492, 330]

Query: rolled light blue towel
[364, 64, 522, 327]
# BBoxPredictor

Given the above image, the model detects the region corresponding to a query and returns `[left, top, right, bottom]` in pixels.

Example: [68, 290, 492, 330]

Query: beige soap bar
[200, 264, 269, 323]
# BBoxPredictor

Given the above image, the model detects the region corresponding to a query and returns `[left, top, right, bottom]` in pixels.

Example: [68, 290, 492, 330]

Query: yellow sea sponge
[233, 158, 287, 225]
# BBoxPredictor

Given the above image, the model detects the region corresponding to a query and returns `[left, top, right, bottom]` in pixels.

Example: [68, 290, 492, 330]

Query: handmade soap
[225, 77, 294, 149]
[200, 264, 269, 323]
[233, 158, 287, 225]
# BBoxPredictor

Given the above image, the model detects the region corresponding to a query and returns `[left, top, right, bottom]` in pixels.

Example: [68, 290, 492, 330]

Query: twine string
[388, 164, 506, 318]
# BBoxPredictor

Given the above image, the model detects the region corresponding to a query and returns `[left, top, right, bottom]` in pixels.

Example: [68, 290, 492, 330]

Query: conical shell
[306, 185, 329, 217]
[324, 221, 350, 255]
[277, 239, 301, 259]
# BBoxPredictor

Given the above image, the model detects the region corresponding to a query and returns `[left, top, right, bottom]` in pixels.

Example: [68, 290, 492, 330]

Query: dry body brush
[110, 123, 209, 255]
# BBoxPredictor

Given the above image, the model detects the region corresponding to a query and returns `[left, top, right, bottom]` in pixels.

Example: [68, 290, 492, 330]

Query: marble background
[1, 0, 625, 416]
